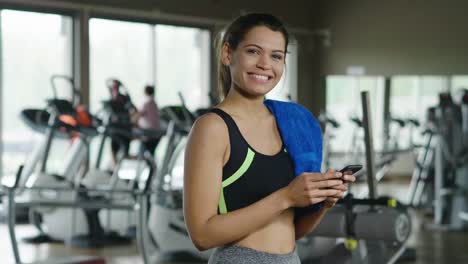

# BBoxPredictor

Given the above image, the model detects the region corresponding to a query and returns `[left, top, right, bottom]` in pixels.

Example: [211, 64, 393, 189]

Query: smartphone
[339, 165, 363, 175]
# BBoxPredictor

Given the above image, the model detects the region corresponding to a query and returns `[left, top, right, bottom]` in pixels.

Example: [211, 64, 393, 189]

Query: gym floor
[2, 178, 468, 264]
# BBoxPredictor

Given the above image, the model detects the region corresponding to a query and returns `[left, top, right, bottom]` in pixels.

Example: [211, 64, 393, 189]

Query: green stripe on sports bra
[219, 189, 227, 214]
[222, 148, 255, 188]
[218, 148, 255, 214]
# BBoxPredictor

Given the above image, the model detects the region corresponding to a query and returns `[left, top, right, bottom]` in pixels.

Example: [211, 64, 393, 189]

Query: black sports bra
[210, 108, 295, 214]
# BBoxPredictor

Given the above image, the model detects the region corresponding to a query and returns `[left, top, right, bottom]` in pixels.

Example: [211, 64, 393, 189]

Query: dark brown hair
[215, 13, 290, 99]
[145, 85, 154, 96]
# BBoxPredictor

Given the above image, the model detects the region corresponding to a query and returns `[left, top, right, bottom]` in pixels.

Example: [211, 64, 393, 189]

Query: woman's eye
[272, 54, 283, 60]
[247, 49, 259, 55]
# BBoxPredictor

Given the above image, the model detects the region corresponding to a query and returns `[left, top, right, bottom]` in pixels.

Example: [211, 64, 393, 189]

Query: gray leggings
[208, 244, 301, 264]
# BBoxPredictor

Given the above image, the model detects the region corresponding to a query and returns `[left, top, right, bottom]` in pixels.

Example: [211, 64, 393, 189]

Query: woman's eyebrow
[242, 44, 285, 53]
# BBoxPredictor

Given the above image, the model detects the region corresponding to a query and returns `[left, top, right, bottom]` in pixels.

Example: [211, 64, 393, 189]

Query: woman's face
[224, 26, 286, 98]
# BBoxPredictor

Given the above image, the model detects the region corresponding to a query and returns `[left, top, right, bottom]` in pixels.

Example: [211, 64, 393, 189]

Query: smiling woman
[183, 13, 350, 264]
[216, 14, 289, 100]
[222, 26, 286, 98]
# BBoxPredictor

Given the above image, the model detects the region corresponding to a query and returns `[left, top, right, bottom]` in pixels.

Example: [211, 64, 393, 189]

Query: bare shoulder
[193, 112, 227, 134]
[187, 112, 228, 151]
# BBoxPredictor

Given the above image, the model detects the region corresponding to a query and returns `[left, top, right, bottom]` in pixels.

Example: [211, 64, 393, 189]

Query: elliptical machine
[18, 75, 97, 243]
[146, 93, 212, 260]
[430, 91, 467, 230]
[3, 138, 160, 264]
[76, 78, 165, 247]
[17, 76, 156, 247]
[407, 90, 468, 230]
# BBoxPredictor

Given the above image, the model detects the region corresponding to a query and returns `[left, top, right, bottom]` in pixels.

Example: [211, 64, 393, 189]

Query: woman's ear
[221, 43, 232, 66]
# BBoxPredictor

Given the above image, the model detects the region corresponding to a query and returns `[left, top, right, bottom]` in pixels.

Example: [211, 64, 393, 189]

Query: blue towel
[264, 99, 323, 214]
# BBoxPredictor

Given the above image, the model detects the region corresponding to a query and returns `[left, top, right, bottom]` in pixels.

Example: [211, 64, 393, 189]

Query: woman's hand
[283, 170, 345, 208]
[323, 168, 357, 209]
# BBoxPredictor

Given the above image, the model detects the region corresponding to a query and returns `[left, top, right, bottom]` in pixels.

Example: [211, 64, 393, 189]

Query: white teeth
[250, 74, 269, 81]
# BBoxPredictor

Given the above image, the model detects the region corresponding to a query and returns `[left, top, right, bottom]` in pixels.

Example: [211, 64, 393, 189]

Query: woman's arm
[131, 103, 147, 123]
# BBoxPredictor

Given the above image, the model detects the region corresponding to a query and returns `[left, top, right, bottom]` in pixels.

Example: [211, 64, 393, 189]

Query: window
[391, 76, 448, 148]
[89, 19, 211, 112]
[0, 10, 73, 179]
[89, 18, 154, 112]
[155, 25, 210, 110]
[326, 76, 385, 152]
[89, 19, 211, 168]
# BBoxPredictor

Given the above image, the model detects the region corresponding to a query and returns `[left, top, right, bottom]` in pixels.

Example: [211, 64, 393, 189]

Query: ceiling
[53, 0, 319, 28]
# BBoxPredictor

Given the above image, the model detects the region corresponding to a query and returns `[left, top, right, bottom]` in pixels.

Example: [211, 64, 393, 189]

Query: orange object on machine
[76, 105, 92, 127]
[57, 105, 93, 140]
[58, 105, 92, 128]
[59, 115, 78, 127]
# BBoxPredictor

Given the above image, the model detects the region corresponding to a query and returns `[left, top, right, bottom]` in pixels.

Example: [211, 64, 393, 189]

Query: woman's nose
[256, 54, 272, 69]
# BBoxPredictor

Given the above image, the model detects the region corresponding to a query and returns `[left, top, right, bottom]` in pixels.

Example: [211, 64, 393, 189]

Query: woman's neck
[219, 88, 269, 119]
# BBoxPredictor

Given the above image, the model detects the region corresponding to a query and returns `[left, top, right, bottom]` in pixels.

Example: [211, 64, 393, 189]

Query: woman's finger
[309, 180, 343, 189]
[343, 174, 356, 183]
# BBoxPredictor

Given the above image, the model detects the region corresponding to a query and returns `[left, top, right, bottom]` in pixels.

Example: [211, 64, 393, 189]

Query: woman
[132, 85, 161, 156]
[183, 13, 355, 264]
